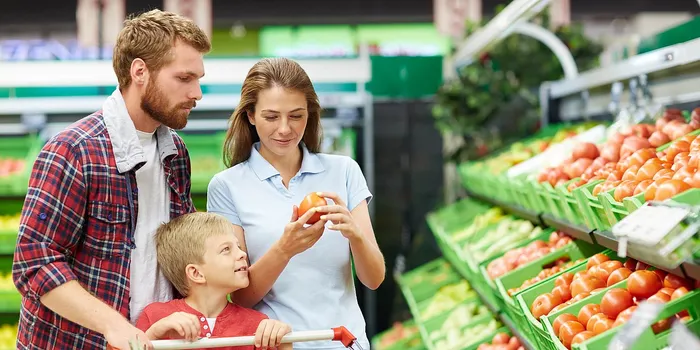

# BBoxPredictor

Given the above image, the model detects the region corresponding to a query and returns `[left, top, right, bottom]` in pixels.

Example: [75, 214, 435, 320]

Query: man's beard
[141, 79, 195, 130]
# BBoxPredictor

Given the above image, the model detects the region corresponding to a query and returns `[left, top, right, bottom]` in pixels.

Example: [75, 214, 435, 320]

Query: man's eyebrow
[181, 70, 205, 78]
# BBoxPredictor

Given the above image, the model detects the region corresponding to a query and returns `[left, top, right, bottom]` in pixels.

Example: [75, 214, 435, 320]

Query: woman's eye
[264, 116, 277, 121]
[178, 77, 190, 82]
[222, 247, 230, 253]
[290, 115, 303, 119]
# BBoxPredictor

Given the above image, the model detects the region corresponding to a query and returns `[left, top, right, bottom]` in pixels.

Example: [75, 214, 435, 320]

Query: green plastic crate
[426, 315, 503, 350]
[604, 187, 700, 230]
[0, 134, 41, 196]
[558, 178, 587, 226]
[492, 240, 604, 344]
[542, 279, 700, 350]
[372, 319, 426, 350]
[573, 180, 609, 232]
[418, 300, 489, 344]
[479, 228, 556, 291]
[515, 249, 623, 350]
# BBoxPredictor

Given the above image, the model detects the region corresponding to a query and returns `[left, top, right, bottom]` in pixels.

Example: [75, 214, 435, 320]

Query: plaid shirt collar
[102, 89, 178, 173]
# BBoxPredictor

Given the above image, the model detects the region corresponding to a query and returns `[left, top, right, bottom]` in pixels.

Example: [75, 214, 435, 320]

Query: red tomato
[601, 288, 635, 319]
[652, 318, 673, 334]
[298, 193, 327, 224]
[577, 304, 601, 327]
[594, 261, 623, 282]
[552, 285, 572, 303]
[614, 306, 638, 327]
[671, 287, 690, 300]
[559, 321, 585, 349]
[586, 254, 610, 270]
[664, 274, 694, 290]
[623, 258, 638, 271]
[658, 287, 675, 297]
[571, 276, 606, 298]
[555, 273, 575, 288]
[586, 313, 608, 332]
[647, 291, 671, 304]
[553, 313, 579, 336]
[627, 270, 663, 299]
[571, 331, 596, 347]
[654, 179, 691, 201]
[491, 333, 510, 345]
[592, 317, 615, 335]
[531, 293, 562, 320]
[607, 267, 632, 287]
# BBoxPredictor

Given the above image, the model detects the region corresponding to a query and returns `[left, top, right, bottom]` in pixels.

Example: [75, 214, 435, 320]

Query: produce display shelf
[465, 192, 543, 227]
[465, 191, 700, 281]
[499, 313, 535, 350]
[540, 214, 595, 244]
[445, 248, 536, 350]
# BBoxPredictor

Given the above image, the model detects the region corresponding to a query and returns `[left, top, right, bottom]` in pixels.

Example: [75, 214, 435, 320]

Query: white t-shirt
[129, 130, 173, 323]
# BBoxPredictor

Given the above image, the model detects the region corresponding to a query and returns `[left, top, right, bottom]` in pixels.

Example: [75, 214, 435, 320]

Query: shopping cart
[110, 326, 366, 350]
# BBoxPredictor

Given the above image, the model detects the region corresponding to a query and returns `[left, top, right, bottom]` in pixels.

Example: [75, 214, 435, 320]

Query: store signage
[0, 39, 113, 61]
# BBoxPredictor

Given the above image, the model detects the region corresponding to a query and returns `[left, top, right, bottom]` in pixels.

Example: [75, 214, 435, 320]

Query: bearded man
[12, 9, 210, 350]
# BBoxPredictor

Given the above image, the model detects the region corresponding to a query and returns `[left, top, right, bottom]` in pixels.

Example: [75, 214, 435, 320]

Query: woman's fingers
[320, 213, 346, 224]
[296, 207, 317, 226]
[316, 192, 346, 207]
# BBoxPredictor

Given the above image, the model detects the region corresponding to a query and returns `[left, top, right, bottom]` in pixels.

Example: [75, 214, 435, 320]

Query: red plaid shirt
[12, 111, 196, 349]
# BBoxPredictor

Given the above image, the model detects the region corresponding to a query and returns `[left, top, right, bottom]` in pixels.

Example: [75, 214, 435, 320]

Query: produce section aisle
[379, 120, 700, 350]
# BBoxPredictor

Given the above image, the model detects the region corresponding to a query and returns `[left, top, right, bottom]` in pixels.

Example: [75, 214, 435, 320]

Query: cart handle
[109, 326, 358, 349]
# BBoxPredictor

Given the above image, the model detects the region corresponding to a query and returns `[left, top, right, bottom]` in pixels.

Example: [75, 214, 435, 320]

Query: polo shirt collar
[249, 141, 325, 181]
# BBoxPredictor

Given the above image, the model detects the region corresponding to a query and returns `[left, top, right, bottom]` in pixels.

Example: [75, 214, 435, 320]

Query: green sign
[259, 23, 450, 57]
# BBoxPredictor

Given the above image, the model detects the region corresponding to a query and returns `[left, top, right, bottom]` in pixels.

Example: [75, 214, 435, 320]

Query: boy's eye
[221, 247, 230, 253]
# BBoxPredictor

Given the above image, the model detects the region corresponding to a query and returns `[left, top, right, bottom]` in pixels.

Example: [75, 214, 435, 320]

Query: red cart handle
[108, 326, 360, 349]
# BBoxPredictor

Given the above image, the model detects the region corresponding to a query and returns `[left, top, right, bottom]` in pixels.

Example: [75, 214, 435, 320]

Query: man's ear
[130, 58, 149, 86]
[186, 263, 206, 285]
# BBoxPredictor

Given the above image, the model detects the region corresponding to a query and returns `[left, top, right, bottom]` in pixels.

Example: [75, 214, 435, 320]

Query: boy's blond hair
[155, 212, 232, 296]
[112, 9, 211, 88]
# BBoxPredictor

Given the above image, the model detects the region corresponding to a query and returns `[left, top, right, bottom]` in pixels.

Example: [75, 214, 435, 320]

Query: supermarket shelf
[465, 192, 543, 226]
[499, 313, 535, 350]
[454, 258, 536, 350]
[541, 214, 596, 244]
[464, 191, 700, 281]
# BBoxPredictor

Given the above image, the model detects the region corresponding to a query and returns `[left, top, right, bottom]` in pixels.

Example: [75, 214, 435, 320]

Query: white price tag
[612, 204, 689, 246]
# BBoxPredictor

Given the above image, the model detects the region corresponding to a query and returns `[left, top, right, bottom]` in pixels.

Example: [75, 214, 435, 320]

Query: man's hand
[146, 311, 201, 341]
[104, 320, 153, 350]
[254, 319, 292, 349]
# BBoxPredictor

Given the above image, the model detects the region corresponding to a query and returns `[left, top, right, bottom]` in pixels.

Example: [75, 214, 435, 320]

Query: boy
[136, 212, 293, 350]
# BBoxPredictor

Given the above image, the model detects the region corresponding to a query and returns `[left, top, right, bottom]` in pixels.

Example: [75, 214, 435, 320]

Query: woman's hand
[276, 205, 328, 259]
[315, 192, 363, 242]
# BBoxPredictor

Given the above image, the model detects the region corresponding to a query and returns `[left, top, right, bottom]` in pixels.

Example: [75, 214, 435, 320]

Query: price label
[612, 204, 689, 246]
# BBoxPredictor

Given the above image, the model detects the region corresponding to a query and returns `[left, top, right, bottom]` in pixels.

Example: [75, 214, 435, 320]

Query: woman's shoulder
[314, 152, 359, 170]
[211, 161, 252, 182]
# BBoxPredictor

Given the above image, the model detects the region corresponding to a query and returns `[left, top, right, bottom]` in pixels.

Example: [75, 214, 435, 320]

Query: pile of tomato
[486, 231, 573, 279]
[535, 109, 700, 203]
[476, 332, 524, 350]
[528, 253, 697, 349]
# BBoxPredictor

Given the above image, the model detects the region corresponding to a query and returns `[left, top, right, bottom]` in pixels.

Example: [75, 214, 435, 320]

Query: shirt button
[107, 213, 113, 220]
[39, 213, 47, 220]
[206, 333, 211, 337]
[203, 325, 208, 330]
[200, 317, 206, 322]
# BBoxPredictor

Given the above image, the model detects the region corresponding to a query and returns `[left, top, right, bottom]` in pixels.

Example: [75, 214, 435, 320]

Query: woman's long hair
[222, 57, 323, 168]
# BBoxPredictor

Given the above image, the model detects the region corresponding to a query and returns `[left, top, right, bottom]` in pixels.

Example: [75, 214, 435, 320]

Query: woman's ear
[186, 263, 206, 285]
[247, 111, 255, 126]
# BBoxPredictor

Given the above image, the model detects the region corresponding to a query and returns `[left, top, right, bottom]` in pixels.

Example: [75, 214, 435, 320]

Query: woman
[207, 57, 385, 350]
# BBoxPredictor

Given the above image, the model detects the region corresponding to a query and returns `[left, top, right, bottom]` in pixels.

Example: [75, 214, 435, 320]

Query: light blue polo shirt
[207, 142, 372, 350]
